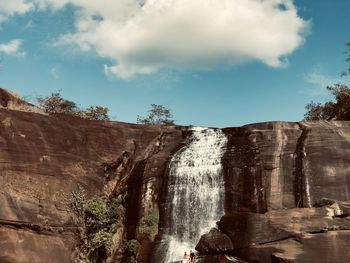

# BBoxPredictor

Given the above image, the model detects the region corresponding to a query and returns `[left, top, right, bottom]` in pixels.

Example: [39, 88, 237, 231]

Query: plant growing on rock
[37, 92, 110, 121]
[139, 208, 159, 241]
[70, 187, 125, 263]
[304, 43, 350, 121]
[82, 106, 110, 121]
[38, 92, 78, 115]
[124, 239, 140, 259]
[137, 104, 175, 125]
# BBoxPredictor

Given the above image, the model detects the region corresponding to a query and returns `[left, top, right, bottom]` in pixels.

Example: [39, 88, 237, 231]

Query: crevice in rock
[222, 128, 266, 214]
[216, 220, 296, 249]
[122, 131, 174, 262]
[0, 218, 77, 235]
[293, 123, 310, 208]
[307, 226, 350, 234]
[125, 160, 147, 240]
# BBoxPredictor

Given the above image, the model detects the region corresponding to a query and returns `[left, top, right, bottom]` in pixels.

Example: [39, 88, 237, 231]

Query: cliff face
[0, 107, 185, 263]
[1, 93, 350, 263]
[0, 88, 44, 114]
[197, 121, 350, 262]
[223, 121, 350, 211]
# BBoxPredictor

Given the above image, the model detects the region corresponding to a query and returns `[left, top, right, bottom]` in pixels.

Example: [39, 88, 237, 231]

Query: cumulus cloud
[0, 0, 34, 22]
[1, 0, 310, 78]
[0, 39, 25, 57]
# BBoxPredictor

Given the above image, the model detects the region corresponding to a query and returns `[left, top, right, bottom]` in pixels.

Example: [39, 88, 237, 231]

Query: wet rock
[199, 255, 246, 263]
[195, 228, 234, 253]
[217, 213, 293, 249]
[201, 207, 350, 263]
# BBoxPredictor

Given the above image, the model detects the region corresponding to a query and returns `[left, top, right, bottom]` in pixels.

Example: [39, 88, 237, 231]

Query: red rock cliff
[2, 88, 350, 263]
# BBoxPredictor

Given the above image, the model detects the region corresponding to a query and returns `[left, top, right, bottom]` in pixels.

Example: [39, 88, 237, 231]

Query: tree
[304, 42, 350, 121]
[37, 92, 78, 114]
[83, 106, 110, 121]
[137, 104, 175, 125]
[37, 91, 111, 121]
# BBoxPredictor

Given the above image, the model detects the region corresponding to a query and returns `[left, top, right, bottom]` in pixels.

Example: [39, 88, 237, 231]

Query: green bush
[124, 239, 140, 257]
[82, 106, 110, 121]
[70, 188, 125, 262]
[139, 209, 159, 241]
[304, 43, 350, 121]
[37, 92, 110, 121]
[91, 230, 114, 251]
[137, 104, 174, 125]
[70, 186, 87, 221]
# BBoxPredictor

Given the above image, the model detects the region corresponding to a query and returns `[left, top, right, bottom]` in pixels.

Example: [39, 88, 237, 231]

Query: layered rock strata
[2, 88, 350, 262]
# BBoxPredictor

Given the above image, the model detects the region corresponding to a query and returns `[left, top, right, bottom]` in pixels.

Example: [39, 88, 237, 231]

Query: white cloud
[1, 0, 310, 78]
[0, 39, 25, 57]
[46, 0, 309, 78]
[0, 0, 34, 22]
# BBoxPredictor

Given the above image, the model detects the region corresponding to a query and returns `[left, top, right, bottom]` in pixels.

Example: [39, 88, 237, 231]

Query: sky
[0, 0, 349, 128]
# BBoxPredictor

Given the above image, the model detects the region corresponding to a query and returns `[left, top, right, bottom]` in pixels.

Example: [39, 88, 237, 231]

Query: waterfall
[164, 127, 227, 263]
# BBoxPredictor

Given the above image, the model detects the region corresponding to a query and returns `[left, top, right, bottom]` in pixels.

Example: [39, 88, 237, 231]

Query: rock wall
[197, 121, 350, 263]
[0, 107, 185, 263]
[2, 90, 350, 263]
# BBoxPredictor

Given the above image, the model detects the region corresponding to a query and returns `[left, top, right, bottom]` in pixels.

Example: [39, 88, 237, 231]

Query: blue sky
[0, 0, 349, 127]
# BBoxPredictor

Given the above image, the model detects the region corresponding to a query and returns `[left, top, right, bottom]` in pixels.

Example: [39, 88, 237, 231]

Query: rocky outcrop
[195, 228, 234, 254]
[2, 88, 350, 262]
[198, 121, 350, 262]
[0, 88, 44, 114]
[0, 106, 185, 263]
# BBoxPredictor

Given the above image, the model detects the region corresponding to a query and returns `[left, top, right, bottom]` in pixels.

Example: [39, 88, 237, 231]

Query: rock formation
[1, 88, 350, 263]
[197, 122, 350, 262]
[0, 88, 44, 114]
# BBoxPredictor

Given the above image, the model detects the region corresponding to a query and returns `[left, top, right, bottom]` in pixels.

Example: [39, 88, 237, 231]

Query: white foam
[164, 127, 227, 262]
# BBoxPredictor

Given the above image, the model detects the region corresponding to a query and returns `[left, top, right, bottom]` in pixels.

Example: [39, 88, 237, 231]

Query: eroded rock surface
[2, 88, 350, 263]
[198, 121, 350, 263]
[0, 106, 185, 263]
[0, 88, 43, 114]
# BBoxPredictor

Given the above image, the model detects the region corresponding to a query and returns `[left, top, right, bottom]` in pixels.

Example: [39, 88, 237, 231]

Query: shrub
[137, 104, 175, 125]
[91, 230, 114, 251]
[37, 92, 110, 121]
[304, 43, 350, 121]
[139, 209, 159, 241]
[70, 186, 87, 221]
[83, 106, 110, 121]
[124, 239, 140, 257]
[70, 188, 125, 262]
[38, 92, 78, 114]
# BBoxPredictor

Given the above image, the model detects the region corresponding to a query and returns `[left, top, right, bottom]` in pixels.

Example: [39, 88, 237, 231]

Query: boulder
[195, 228, 234, 253]
[217, 213, 293, 249]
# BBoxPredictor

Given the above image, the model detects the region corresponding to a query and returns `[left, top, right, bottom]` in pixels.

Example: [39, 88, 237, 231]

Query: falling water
[164, 127, 227, 262]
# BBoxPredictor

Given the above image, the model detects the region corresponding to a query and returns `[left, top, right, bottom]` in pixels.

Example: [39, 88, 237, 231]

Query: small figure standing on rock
[189, 250, 196, 263]
[182, 251, 189, 263]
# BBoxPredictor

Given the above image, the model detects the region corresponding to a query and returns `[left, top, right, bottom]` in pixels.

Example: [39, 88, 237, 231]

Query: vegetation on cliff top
[36, 92, 175, 125]
[137, 104, 175, 125]
[304, 43, 350, 121]
[37, 92, 110, 121]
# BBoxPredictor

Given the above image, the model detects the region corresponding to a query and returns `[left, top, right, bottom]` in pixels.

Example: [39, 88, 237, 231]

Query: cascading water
[164, 127, 227, 262]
